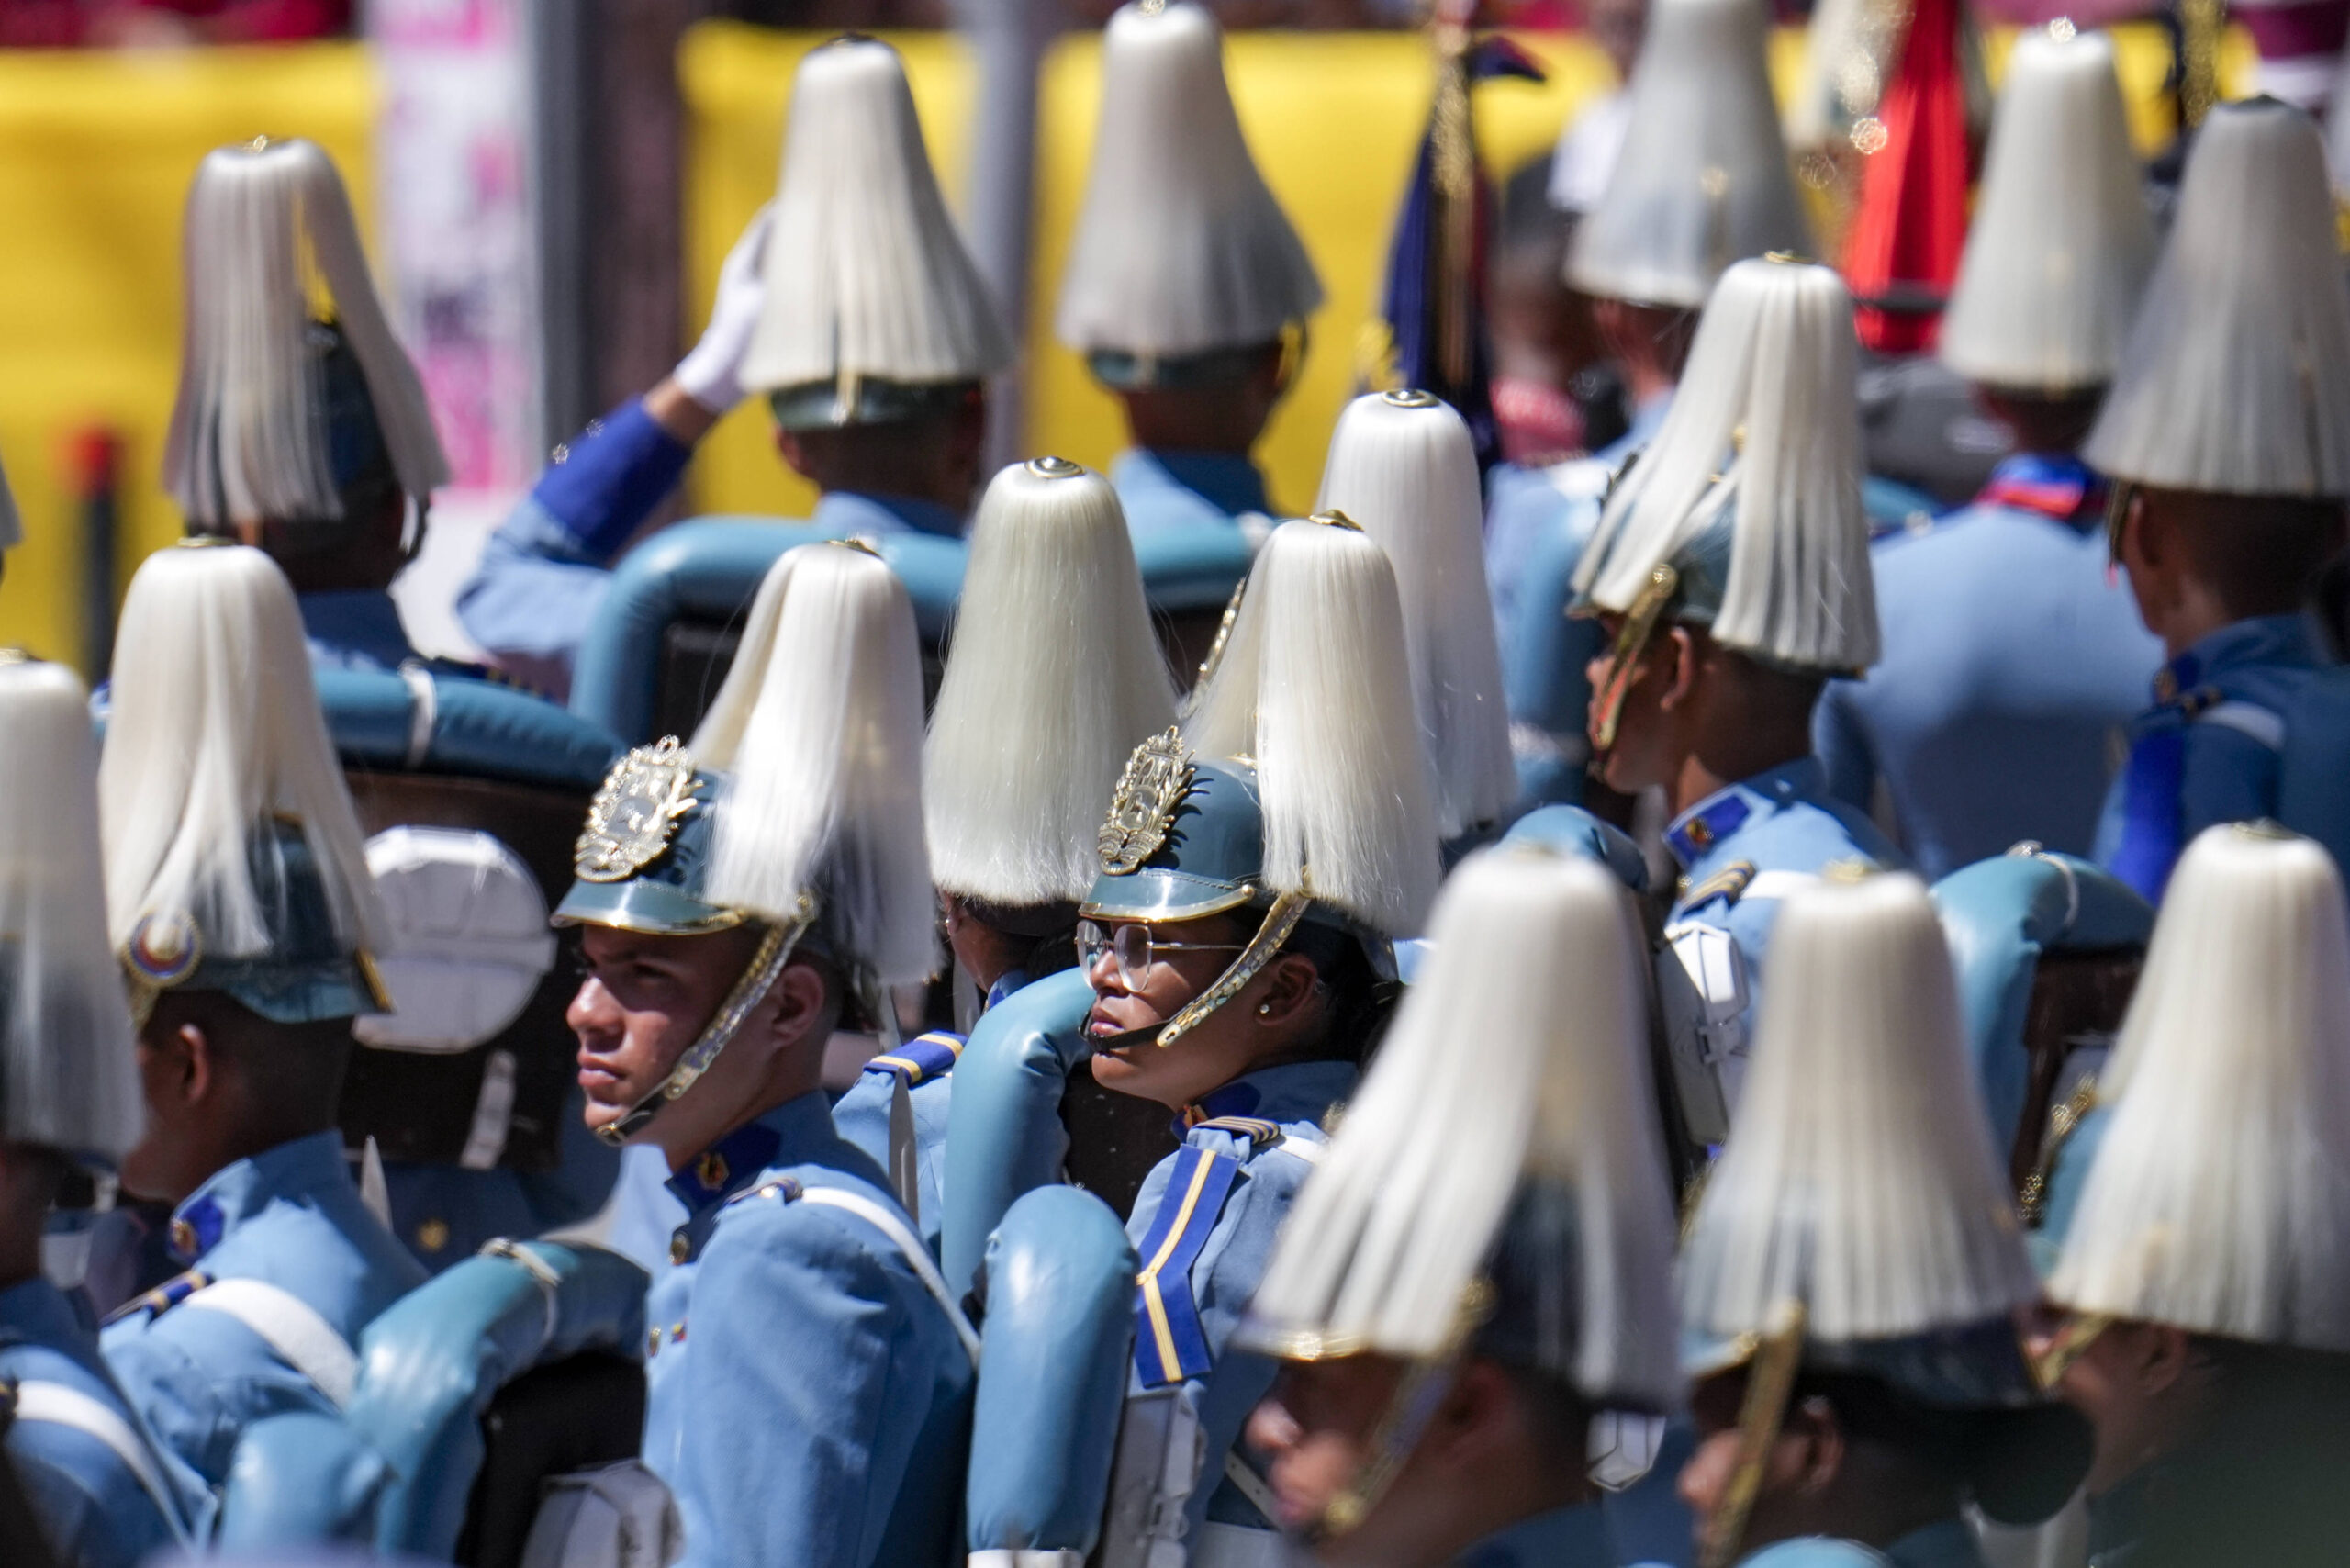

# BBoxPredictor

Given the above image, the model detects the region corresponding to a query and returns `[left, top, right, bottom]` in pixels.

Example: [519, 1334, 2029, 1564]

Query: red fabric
[1840, 0, 1972, 353]
[0, 0, 349, 47]
[2238, 0, 2350, 58]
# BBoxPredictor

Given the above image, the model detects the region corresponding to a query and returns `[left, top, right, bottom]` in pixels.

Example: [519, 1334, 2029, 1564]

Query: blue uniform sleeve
[674, 1209, 925, 1568]
[1812, 678, 1879, 813]
[6, 1422, 183, 1568]
[455, 399, 692, 679]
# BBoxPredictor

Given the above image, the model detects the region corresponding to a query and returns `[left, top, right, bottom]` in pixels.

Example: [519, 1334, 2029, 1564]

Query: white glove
[671, 203, 776, 415]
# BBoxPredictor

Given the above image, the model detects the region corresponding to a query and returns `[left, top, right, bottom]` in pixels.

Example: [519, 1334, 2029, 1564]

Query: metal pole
[526, 0, 595, 450]
[950, 0, 1057, 474]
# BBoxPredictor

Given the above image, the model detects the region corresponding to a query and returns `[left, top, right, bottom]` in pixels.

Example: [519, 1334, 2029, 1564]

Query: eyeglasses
[1075, 919, 1244, 988]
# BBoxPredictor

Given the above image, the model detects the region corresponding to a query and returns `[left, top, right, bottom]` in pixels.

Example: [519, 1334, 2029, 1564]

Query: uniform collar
[0, 1275, 92, 1345]
[1182, 1058, 1358, 1136]
[298, 588, 417, 672]
[2152, 613, 2322, 704]
[665, 1091, 837, 1221]
[1664, 757, 1828, 870]
[812, 488, 966, 542]
[985, 969, 1033, 1012]
[168, 1129, 352, 1266]
[1975, 453, 2104, 528]
[1115, 448, 1271, 519]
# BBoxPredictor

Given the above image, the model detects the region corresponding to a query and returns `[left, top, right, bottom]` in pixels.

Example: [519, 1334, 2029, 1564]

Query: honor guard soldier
[1055, 0, 1321, 537]
[1814, 26, 2163, 879]
[1569, 256, 1897, 1145]
[1317, 392, 1516, 844]
[459, 36, 1015, 693]
[556, 541, 976, 1568]
[1489, 0, 1812, 801]
[1678, 873, 2090, 1568]
[159, 133, 625, 1281]
[1240, 846, 1680, 1568]
[0, 658, 187, 1565]
[2035, 824, 2350, 1566]
[832, 455, 1178, 1243]
[2086, 99, 2350, 901]
[163, 137, 452, 673]
[94, 543, 428, 1536]
[1069, 511, 1441, 1555]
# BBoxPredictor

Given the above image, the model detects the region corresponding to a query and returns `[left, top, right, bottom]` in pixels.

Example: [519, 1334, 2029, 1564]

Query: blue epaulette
[1680, 860, 1757, 909]
[861, 1030, 968, 1089]
[1188, 1115, 1284, 1150]
[103, 1270, 212, 1327]
[1131, 1144, 1243, 1389]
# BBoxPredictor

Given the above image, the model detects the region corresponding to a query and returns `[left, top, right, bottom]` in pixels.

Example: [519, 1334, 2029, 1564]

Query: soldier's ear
[159, 1019, 216, 1109]
[1657, 626, 1702, 712]
[763, 959, 834, 1056]
[1784, 1394, 1845, 1495]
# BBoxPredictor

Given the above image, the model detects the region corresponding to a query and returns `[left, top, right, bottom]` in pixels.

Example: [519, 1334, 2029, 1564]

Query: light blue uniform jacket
[2093, 612, 2333, 902]
[1740, 1519, 1987, 1568]
[454, 398, 962, 691]
[1107, 448, 1270, 535]
[1815, 467, 2161, 879]
[1666, 758, 1903, 1053]
[1123, 1058, 1357, 1537]
[98, 1130, 428, 1534]
[2, 1276, 185, 1564]
[643, 1091, 974, 1568]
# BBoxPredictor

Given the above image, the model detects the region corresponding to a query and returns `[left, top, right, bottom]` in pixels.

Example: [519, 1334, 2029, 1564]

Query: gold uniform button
[168, 1218, 198, 1258]
[670, 1231, 691, 1265]
[417, 1218, 451, 1254]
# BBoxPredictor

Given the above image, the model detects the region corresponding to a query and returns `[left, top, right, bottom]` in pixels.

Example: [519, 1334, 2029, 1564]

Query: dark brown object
[2009, 947, 2142, 1193]
[1060, 1071, 1180, 1221]
[454, 1352, 649, 1568]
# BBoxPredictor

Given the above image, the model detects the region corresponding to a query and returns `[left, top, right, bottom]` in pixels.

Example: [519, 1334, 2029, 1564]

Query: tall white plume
[1315, 393, 1514, 838]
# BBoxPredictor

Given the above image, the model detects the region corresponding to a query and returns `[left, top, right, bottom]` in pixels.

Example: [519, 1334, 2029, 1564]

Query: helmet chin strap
[1154, 890, 1313, 1048]
[594, 901, 814, 1148]
[1587, 562, 1681, 758]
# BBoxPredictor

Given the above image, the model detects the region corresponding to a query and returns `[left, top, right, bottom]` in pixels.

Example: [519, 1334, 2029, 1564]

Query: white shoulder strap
[2195, 700, 2287, 751]
[182, 1278, 359, 1408]
[10, 1380, 192, 1544]
[1740, 868, 1822, 903]
[796, 1186, 981, 1366]
[1272, 1129, 1325, 1167]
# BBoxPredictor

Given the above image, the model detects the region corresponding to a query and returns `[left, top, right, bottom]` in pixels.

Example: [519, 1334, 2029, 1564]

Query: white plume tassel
[1938, 27, 2156, 394]
[692, 543, 936, 985]
[1315, 393, 1515, 838]
[926, 460, 1177, 906]
[2051, 825, 2350, 1352]
[1681, 872, 2038, 1342]
[2083, 97, 2350, 498]
[1248, 848, 1678, 1406]
[0, 658, 144, 1163]
[1181, 517, 1441, 938]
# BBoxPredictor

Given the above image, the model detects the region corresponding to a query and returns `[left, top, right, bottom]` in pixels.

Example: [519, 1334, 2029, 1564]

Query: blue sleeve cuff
[529, 398, 694, 562]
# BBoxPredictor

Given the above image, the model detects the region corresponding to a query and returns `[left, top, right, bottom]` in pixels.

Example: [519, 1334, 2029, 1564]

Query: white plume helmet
[1056, 0, 1323, 362]
[1181, 516, 1441, 937]
[163, 137, 449, 533]
[1566, 0, 1812, 309]
[1247, 847, 1679, 1406]
[2083, 97, 2350, 498]
[740, 37, 1015, 402]
[0, 658, 143, 1163]
[2049, 825, 2350, 1351]
[1939, 27, 2155, 394]
[1680, 872, 2038, 1342]
[926, 458, 1177, 906]
[1574, 257, 1878, 672]
[690, 543, 936, 985]
[99, 542, 385, 962]
[1315, 393, 1514, 838]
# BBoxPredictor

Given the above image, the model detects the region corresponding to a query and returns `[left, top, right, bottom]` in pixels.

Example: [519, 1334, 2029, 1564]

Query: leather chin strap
[1154, 890, 1314, 1048]
[594, 904, 813, 1148]
[1696, 1297, 1807, 1568]
[1587, 562, 1681, 757]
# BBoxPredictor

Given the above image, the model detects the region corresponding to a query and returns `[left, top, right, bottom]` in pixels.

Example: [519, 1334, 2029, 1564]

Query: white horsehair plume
[1681, 872, 2037, 1341]
[740, 37, 1015, 398]
[927, 458, 1177, 905]
[1248, 847, 1678, 1406]
[1181, 516, 1441, 937]
[1056, 0, 1323, 360]
[1575, 257, 1877, 672]
[1315, 392, 1513, 838]
[691, 543, 935, 984]
[99, 543, 385, 961]
[1939, 27, 2155, 394]
[2083, 97, 2350, 498]
[2049, 825, 2350, 1351]
[1567, 0, 1812, 309]
[0, 658, 143, 1161]
[163, 137, 448, 532]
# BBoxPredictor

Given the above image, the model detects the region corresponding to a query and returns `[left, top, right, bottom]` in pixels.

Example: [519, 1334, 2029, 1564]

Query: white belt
[183, 1277, 359, 1408]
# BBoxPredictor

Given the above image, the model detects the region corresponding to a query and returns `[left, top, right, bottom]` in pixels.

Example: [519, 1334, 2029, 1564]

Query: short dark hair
[2155, 487, 2349, 621]
[151, 988, 355, 1128]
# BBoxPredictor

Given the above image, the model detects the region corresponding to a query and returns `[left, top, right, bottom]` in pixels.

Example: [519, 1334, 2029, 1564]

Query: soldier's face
[1585, 616, 1691, 794]
[1678, 1371, 1841, 1555]
[1248, 1354, 1410, 1538]
[568, 924, 770, 1138]
[1083, 916, 1320, 1108]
